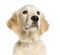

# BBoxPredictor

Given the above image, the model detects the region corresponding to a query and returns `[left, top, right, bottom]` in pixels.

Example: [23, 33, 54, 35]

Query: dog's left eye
[23, 10, 28, 14]
[37, 11, 40, 15]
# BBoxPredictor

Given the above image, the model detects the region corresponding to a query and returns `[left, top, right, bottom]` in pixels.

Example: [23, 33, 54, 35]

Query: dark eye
[37, 11, 40, 15]
[23, 10, 28, 14]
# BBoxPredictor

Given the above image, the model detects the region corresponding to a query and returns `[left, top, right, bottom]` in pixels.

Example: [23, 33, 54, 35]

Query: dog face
[17, 5, 41, 32]
[7, 5, 49, 35]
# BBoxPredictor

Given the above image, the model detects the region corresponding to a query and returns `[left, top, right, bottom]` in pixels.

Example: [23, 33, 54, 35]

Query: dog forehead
[20, 5, 39, 12]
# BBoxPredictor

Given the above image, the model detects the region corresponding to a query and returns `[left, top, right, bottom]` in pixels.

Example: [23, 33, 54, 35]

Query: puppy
[7, 5, 49, 55]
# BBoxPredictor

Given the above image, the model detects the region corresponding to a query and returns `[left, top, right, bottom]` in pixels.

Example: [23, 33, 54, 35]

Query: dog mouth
[25, 22, 38, 30]
[25, 25, 38, 29]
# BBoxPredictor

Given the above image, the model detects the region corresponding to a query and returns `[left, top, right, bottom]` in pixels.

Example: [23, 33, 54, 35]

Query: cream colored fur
[7, 5, 49, 55]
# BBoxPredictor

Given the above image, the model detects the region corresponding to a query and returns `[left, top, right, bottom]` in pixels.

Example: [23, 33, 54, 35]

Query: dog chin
[29, 27, 38, 31]
[24, 26, 38, 32]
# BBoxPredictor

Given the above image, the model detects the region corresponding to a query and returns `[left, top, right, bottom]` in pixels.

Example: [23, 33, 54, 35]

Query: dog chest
[14, 41, 46, 55]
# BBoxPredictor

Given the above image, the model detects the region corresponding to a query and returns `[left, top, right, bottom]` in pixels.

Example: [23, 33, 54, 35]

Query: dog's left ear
[38, 13, 49, 35]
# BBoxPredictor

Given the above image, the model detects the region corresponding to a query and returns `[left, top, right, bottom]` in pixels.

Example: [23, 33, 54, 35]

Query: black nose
[31, 16, 39, 22]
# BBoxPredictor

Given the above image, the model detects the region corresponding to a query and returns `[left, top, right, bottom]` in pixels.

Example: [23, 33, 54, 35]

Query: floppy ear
[7, 12, 23, 33]
[38, 13, 49, 35]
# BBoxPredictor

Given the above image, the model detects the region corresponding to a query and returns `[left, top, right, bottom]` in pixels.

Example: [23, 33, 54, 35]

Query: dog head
[7, 5, 49, 36]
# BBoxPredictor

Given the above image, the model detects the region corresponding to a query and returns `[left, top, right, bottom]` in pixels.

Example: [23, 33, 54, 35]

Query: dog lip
[25, 27, 29, 29]
[25, 23, 38, 30]
[30, 25, 38, 28]
[31, 23, 38, 28]
[25, 25, 38, 30]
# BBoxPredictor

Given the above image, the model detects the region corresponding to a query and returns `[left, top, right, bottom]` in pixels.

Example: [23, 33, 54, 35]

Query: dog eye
[37, 11, 40, 15]
[23, 10, 28, 14]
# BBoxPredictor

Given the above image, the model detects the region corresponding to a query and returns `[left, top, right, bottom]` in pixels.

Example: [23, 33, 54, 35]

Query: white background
[0, 0, 60, 55]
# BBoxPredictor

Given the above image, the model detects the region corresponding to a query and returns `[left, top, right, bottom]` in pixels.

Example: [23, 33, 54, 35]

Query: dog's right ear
[7, 12, 20, 33]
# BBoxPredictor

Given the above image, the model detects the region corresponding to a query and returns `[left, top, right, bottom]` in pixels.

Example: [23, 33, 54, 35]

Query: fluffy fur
[7, 5, 49, 55]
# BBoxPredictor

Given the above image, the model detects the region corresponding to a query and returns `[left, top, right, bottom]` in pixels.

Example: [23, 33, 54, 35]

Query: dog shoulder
[13, 41, 24, 55]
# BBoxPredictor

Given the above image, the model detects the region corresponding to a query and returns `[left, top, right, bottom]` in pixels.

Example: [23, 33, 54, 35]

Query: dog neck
[18, 30, 40, 44]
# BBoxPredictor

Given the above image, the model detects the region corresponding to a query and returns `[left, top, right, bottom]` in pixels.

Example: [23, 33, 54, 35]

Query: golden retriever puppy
[7, 5, 49, 55]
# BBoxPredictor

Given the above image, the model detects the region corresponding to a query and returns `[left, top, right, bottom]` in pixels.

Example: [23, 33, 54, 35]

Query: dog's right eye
[23, 10, 28, 14]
